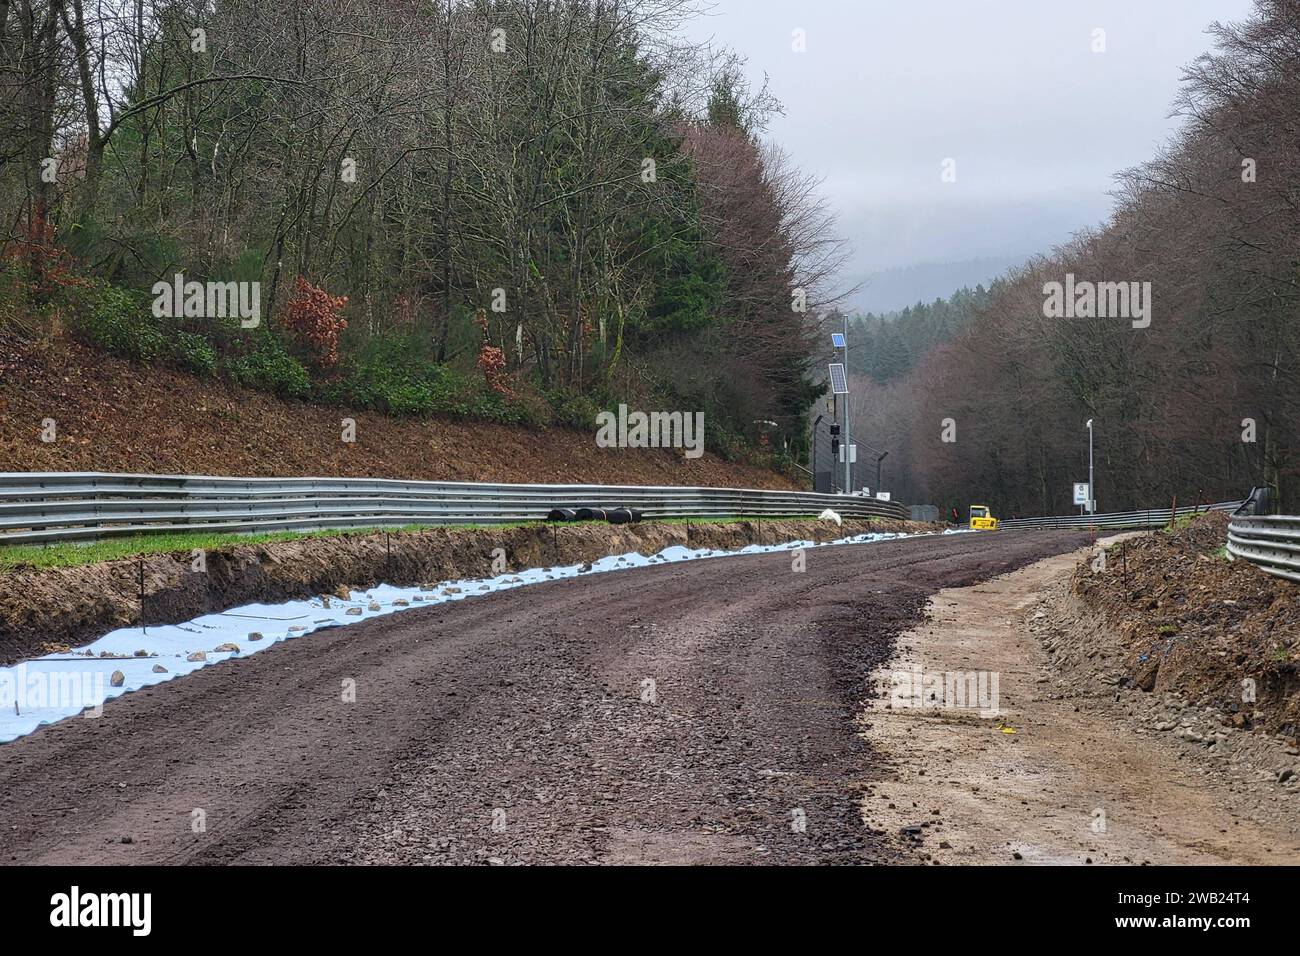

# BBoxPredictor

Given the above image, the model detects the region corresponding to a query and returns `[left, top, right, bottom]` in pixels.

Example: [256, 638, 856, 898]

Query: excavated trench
[0, 517, 927, 665]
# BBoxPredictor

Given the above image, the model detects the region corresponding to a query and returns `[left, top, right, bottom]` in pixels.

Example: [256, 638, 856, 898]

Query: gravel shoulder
[0, 529, 1086, 865]
[862, 535, 1300, 865]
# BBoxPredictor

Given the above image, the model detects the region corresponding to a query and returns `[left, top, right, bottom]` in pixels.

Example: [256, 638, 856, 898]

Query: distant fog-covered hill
[848, 256, 1025, 315]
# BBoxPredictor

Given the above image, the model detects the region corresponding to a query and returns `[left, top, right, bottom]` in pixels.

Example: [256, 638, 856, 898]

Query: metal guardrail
[0, 472, 909, 545]
[999, 500, 1243, 531]
[1227, 514, 1300, 584]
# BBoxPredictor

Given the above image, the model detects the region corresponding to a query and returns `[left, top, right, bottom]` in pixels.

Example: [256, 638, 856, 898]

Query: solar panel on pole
[828, 363, 848, 394]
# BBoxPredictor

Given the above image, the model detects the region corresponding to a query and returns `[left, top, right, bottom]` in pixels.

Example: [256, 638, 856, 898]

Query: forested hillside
[855, 0, 1299, 515]
[846, 285, 989, 384]
[0, 0, 845, 465]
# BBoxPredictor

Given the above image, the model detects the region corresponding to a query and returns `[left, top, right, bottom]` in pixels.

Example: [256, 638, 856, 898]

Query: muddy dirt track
[0, 530, 1089, 865]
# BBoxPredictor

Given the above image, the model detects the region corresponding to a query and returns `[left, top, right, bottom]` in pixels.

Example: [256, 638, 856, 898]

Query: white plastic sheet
[0, 527, 953, 742]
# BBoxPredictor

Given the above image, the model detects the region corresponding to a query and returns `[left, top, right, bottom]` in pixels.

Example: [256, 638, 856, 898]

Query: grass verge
[0, 514, 846, 570]
[0, 523, 525, 570]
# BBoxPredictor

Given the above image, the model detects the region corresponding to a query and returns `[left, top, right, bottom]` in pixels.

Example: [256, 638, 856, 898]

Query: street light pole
[876, 451, 889, 493]
[811, 414, 824, 493]
[1086, 418, 1095, 514]
[842, 314, 852, 494]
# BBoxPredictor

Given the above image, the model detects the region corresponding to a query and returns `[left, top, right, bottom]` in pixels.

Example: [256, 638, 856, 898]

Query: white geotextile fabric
[0, 528, 960, 742]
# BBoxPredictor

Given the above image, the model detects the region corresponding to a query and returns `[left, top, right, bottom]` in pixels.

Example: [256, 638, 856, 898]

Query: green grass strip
[0, 513, 863, 570]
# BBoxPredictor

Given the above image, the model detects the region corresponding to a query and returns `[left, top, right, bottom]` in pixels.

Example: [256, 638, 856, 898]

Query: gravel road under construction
[0, 528, 1090, 865]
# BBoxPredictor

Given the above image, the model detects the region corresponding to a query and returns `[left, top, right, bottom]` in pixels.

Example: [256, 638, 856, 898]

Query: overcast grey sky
[679, 0, 1258, 312]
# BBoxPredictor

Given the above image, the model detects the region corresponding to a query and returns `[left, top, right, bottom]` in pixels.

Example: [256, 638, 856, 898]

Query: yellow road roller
[969, 504, 999, 531]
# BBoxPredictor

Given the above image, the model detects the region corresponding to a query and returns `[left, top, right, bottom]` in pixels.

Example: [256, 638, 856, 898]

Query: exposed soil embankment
[0, 336, 794, 488]
[1066, 513, 1300, 740]
[864, 540, 1300, 865]
[0, 517, 924, 665]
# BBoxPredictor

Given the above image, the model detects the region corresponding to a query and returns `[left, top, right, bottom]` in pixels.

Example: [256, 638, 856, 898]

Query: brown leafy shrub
[283, 277, 348, 367]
